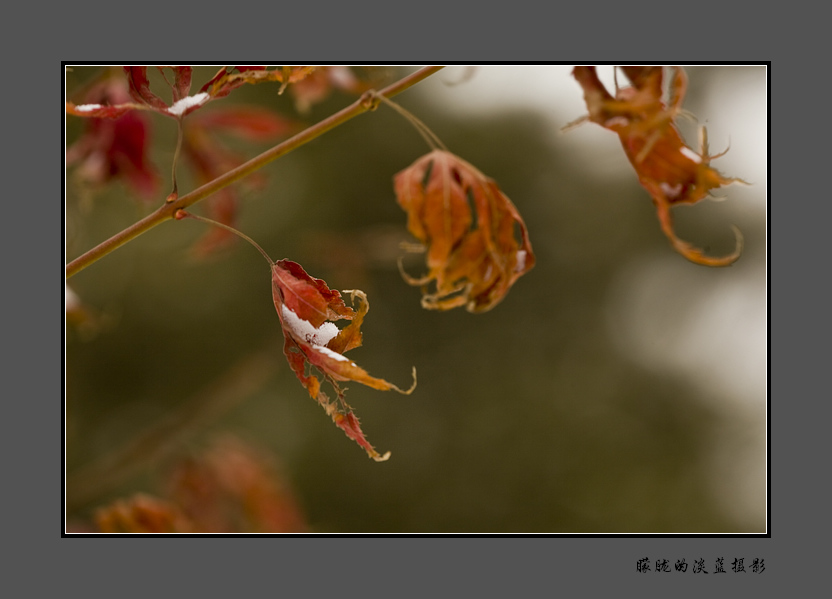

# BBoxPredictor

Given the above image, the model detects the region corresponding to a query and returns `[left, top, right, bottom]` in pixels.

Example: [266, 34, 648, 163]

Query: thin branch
[66, 65, 446, 279]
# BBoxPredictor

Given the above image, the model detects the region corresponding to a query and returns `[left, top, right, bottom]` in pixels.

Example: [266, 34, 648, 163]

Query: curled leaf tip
[656, 203, 744, 267]
[392, 367, 418, 395]
[669, 224, 743, 267]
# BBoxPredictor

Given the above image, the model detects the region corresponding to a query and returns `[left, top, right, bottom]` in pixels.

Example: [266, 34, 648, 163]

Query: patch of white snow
[73, 104, 103, 112]
[680, 146, 702, 163]
[280, 304, 340, 346]
[166, 92, 209, 116]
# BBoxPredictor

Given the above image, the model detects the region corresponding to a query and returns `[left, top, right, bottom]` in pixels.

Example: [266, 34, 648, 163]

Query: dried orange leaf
[570, 66, 746, 266]
[95, 494, 193, 533]
[394, 150, 535, 312]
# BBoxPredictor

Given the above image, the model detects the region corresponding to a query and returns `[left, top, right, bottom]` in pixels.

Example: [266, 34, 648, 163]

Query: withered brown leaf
[394, 150, 535, 312]
[571, 66, 746, 267]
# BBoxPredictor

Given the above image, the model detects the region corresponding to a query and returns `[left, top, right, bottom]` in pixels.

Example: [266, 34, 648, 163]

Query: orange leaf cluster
[199, 66, 316, 99]
[272, 260, 415, 461]
[571, 66, 746, 266]
[95, 494, 192, 533]
[198, 66, 378, 112]
[94, 436, 307, 533]
[394, 150, 535, 312]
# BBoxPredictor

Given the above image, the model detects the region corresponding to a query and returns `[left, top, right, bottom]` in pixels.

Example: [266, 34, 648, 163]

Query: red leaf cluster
[66, 77, 160, 199]
[66, 67, 253, 119]
[67, 67, 294, 252]
[571, 66, 746, 266]
[272, 260, 416, 461]
[394, 150, 535, 312]
[76, 66, 210, 119]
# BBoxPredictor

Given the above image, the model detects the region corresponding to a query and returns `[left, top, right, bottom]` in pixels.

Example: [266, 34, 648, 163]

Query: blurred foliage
[66, 66, 765, 532]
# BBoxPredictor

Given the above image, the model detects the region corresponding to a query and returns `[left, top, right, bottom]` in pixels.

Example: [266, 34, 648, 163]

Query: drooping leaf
[394, 150, 535, 312]
[271, 260, 415, 461]
[570, 65, 746, 266]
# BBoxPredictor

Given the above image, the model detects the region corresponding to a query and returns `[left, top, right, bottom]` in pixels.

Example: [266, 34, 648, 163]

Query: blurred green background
[66, 66, 767, 532]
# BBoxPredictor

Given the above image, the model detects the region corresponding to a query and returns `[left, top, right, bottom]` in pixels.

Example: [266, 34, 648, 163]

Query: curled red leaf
[570, 66, 746, 267]
[394, 150, 535, 312]
[271, 260, 415, 461]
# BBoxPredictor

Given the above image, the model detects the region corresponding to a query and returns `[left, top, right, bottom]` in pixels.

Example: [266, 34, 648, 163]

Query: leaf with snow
[271, 260, 415, 461]
[65, 102, 147, 119]
[68, 67, 210, 121]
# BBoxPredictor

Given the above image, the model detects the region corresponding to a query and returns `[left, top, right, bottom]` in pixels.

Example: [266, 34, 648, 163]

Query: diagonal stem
[66, 65, 446, 279]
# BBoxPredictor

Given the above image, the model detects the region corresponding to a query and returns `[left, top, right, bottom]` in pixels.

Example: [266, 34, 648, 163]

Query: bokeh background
[66, 65, 767, 533]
